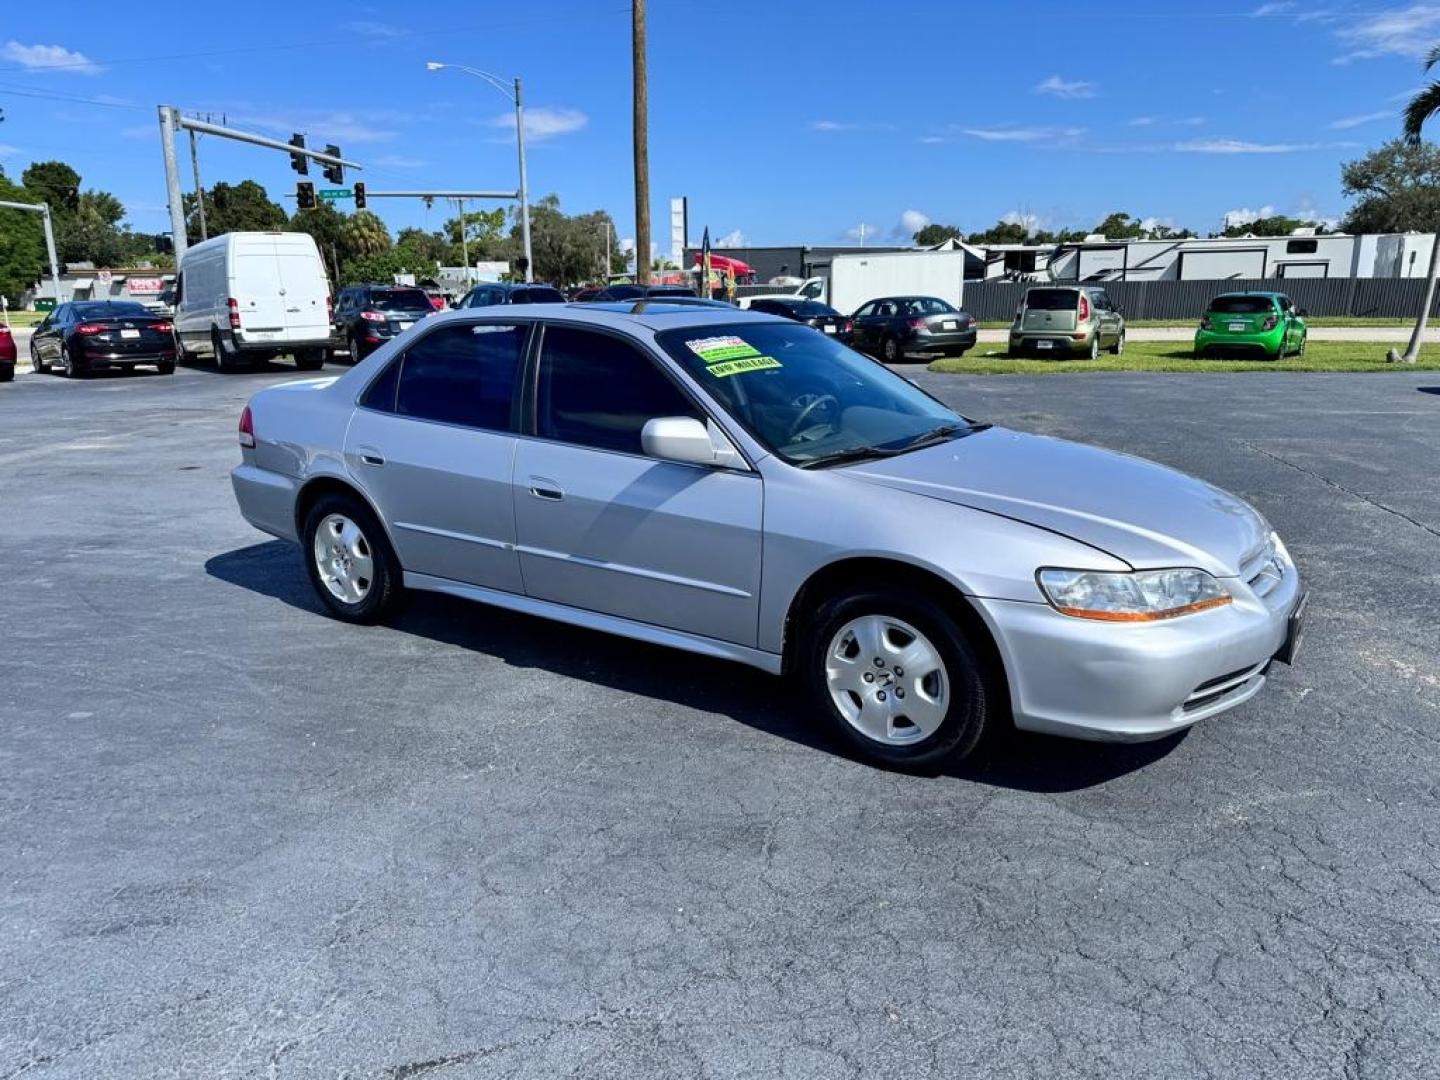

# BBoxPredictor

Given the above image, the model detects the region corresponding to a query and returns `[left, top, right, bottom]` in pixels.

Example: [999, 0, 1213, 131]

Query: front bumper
[1195, 329, 1283, 357]
[975, 555, 1303, 741]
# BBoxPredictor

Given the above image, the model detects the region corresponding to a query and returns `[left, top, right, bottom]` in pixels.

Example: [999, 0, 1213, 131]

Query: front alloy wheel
[825, 615, 950, 746]
[883, 337, 900, 363]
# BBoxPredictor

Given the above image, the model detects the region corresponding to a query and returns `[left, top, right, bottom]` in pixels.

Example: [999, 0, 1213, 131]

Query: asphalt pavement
[2, 360, 1438, 1078]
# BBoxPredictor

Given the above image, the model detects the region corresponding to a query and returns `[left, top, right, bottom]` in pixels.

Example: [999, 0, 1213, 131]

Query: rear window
[905, 298, 958, 316]
[73, 301, 150, 318]
[509, 287, 565, 304]
[1023, 289, 1078, 311]
[369, 289, 433, 312]
[1209, 295, 1276, 315]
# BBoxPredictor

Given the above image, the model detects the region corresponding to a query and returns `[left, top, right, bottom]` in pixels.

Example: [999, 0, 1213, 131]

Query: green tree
[1383, 54, 1440, 363]
[1220, 214, 1311, 238]
[504, 196, 620, 287]
[184, 180, 287, 242]
[394, 226, 452, 268]
[966, 219, 1032, 245]
[1340, 138, 1440, 233]
[20, 161, 80, 214]
[341, 210, 391, 259]
[1092, 212, 1149, 239]
[443, 206, 508, 259]
[913, 222, 963, 246]
[0, 168, 46, 304]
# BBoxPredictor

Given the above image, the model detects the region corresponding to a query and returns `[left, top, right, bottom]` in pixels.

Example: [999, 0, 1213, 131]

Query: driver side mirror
[642, 416, 745, 469]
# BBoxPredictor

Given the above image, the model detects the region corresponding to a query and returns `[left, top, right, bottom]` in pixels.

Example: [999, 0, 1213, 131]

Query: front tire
[302, 493, 403, 624]
[1111, 330, 1126, 356]
[801, 586, 993, 770]
[1296, 333, 1306, 357]
[882, 336, 901, 363]
[30, 341, 48, 375]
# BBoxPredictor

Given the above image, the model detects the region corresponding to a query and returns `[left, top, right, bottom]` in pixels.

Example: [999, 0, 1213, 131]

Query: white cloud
[715, 229, 745, 247]
[231, 108, 404, 144]
[1131, 114, 1205, 128]
[0, 143, 18, 156]
[812, 119, 854, 132]
[898, 209, 930, 237]
[1128, 116, 1157, 127]
[344, 20, 406, 39]
[373, 154, 428, 168]
[1335, 5, 1440, 62]
[962, 125, 1085, 143]
[1001, 211, 1043, 233]
[1174, 138, 1324, 153]
[0, 40, 102, 74]
[1252, 2, 1296, 15]
[492, 106, 587, 142]
[1223, 205, 1277, 229]
[1330, 109, 1394, 129]
[1034, 74, 1097, 99]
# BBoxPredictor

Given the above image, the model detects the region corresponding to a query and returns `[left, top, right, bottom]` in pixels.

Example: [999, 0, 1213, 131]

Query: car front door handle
[528, 476, 564, 501]
[356, 447, 385, 466]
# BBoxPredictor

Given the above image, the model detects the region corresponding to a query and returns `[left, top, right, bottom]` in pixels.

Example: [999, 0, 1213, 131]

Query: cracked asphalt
[2, 362, 1438, 1078]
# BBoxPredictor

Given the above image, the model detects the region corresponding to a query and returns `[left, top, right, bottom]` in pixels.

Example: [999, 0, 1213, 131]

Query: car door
[1277, 295, 1296, 349]
[33, 307, 60, 362]
[1090, 290, 1114, 344]
[343, 320, 529, 593]
[511, 323, 763, 646]
[850, 301, 881, 350]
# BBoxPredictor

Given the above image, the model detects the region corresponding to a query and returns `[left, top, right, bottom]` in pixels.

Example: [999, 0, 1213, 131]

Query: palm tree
[1391, 46, 1440, 363]
[341, 211, 391, 260]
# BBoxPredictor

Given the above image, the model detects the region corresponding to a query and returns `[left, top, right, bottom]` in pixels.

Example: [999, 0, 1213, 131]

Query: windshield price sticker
[708, 355, 782, 377]
[686, 336, 782, 376]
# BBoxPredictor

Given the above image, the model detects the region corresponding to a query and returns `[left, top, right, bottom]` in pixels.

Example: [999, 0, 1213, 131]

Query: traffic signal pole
[157, 105, 361, 257]
[0, 199, 61, 302]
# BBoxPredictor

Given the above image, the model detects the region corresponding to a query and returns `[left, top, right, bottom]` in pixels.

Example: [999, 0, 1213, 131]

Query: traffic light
[322, 145, 343, 185]
[296, 181, 316, 210]
[353, 181, 366, 210]
[289, 133, 308, 175]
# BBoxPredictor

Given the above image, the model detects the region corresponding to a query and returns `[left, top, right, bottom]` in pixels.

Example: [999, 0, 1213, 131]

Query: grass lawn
[3, 311, 46, 327]
[973, 316, 1419, 330]
[928, 339, 1440, 374]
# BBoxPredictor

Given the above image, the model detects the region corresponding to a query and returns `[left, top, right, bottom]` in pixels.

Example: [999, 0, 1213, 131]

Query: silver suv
[1009, 286, 1126, 359]
[231, 301, 1302, 768]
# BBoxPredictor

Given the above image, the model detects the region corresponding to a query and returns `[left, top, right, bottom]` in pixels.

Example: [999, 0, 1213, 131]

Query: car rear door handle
[528, 476, 564, 501]
[356, 447, 385, 466]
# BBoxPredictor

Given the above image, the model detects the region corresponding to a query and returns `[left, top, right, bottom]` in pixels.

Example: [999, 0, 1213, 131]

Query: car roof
[427, 300, 781, 332]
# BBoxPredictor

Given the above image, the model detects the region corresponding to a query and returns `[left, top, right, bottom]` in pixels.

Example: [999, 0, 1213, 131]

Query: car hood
[845, 428, 1267, 577]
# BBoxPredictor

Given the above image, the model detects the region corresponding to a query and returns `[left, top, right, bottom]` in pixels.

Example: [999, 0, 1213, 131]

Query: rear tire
[348, 333, 363, 365]
[294, 348, 325, 371]
[212, 328, 233, 371]
[1111, 331, 1126, 356]
[302, 492, 404, 624]
[156, 360, 176, 375]
[1087, 334, 1100, 360]
[0, 364, 13, 382]
[60, 345, 79, 378]
[1297, 333, 1306, 357]
[801, 585, 994, 770]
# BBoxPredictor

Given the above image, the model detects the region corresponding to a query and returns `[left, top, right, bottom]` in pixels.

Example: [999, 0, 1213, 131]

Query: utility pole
[456, 198, 471, 283]
[188, 127, 208, 241]
[632, 0, 650, 284]
[158, 106, 188, 260]
[0, 200, 62, 302]
[514, 76, 533, 281]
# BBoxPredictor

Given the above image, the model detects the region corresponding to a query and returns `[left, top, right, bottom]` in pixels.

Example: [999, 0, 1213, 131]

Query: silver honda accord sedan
[230, 301, 1304, 768]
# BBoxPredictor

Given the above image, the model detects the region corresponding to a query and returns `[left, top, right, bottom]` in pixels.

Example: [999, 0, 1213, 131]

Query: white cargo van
[174, 232, 331, 370]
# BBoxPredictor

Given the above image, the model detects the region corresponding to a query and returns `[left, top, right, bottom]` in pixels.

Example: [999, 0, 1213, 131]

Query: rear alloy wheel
[212, 328, 231, 371]
[803, 586, 993, 769]
[60, 345, 78, 378]
[348, 333, 363, 365]
[1088, 334, 1100, 360]
[30, 340, 48, 375]
[883, 336, 900, 363]
[302, 493, 403, 624]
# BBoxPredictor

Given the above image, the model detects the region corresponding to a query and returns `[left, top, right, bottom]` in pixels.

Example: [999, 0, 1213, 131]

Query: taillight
[1078, 293, 1091, 322]
[360, 310, 385, 322]
[238, 405, 255, 449]
[908, 318, 927, 330]
[1261, 315, 1278, 331]
[74, 323, 104, 335]
[845, 319, 853, 333]
[227, 297, 241, 330]
[149, 321, 173, 333]
[326, 294, 333, 322]
[1200, 315, 1212, 330]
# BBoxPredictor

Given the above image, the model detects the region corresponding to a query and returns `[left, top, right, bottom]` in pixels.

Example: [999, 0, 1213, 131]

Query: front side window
[536, 326, 700, 455]
[853, 302, 876, 319]
[656, 323, 970, 468]
[393, 322, 527, 431]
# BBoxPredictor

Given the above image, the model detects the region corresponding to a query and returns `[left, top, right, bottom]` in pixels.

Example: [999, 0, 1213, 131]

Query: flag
[701, 227, 712, 298]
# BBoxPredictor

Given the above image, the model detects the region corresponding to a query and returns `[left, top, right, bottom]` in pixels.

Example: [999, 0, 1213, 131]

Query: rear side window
[360, 358, 401, 412]
[536, 326, 700, 454]
[1024, 289, 1078, 311]
[1209, 295, 1276, 315]
[393, 323, 527, 431]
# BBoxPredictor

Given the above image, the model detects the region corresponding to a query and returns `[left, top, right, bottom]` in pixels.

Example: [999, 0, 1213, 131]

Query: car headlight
[1037, 568, 1232, 621]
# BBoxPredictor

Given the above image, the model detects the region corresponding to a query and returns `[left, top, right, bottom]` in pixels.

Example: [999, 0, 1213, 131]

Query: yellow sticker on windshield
[707, 355, 782, 378]
[686, 335, 762, 363]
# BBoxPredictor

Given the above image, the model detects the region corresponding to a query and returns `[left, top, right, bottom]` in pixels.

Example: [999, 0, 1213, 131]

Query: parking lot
[2, 363, 1438, 1078]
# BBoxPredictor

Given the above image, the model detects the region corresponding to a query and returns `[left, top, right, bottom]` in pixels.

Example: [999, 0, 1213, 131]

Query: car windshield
[655, 323, 975, 467]
[509, 287, 565, 304]
[369, 289, 432, 312]
[73, 301, 151, 318]
[1209, 295, 1276, 314]
[1023, 289, 1078, 311]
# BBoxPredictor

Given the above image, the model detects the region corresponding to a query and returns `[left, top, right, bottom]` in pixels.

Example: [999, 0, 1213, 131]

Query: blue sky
[0, 1, 1437, 252]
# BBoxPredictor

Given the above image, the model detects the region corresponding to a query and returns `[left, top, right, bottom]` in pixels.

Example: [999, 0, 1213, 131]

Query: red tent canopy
[693, 252, 753, 276]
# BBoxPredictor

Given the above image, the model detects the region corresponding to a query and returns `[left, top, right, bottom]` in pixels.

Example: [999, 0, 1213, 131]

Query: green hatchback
[1194, 292, 1307, 359]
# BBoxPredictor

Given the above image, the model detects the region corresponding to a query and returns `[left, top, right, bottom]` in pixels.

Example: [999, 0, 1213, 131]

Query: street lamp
[426, 61, 533, 282]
